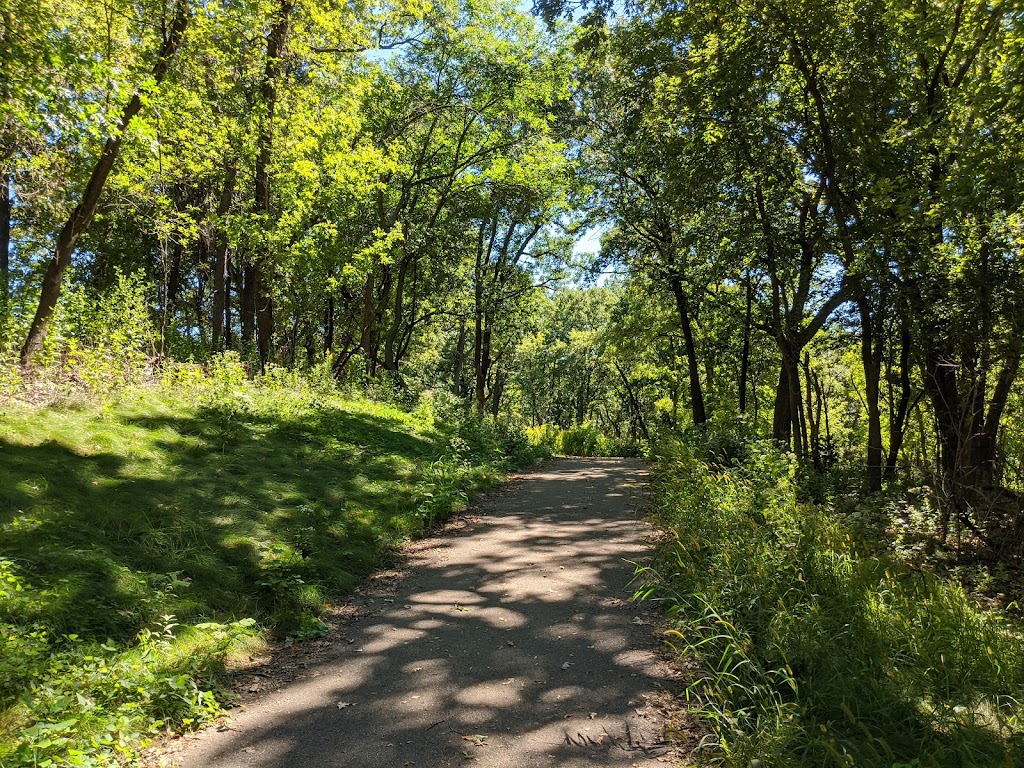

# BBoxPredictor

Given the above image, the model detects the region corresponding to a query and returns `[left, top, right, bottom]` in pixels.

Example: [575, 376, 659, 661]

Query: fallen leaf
[336, 701, 355, 709]
[463, 734, 487, 746]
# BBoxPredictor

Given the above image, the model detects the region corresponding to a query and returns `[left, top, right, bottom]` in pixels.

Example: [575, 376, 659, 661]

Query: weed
[643, 433, 1024, 767]
[525, 423, 643, 457]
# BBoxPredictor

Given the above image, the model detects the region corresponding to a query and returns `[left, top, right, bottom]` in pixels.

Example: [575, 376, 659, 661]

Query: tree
[20, 0, 192, 362]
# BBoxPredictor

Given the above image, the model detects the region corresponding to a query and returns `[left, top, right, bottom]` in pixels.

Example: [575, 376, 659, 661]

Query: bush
[526, 423, 643, 458]
[559, 424, 601, 456]
[642, 432, 1024, 767]
[3, 270, 159, 402]
[4, 617, 255, 767]
[595, 433, 644, 458]
[526, 424, 560, 453]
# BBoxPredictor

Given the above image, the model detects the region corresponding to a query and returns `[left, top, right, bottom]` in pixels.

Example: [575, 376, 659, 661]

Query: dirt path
[159, 458, 676, 767]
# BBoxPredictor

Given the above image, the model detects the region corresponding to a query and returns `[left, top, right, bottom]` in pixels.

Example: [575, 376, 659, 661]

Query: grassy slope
[0, 381, 507, 765]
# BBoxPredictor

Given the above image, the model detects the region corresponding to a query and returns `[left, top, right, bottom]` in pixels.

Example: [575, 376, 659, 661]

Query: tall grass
[642, 432, 1024, 767]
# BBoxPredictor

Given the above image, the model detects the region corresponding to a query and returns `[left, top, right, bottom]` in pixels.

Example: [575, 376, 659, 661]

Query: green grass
[0, 360, 527, 766]
[643, 432, 1024, 768]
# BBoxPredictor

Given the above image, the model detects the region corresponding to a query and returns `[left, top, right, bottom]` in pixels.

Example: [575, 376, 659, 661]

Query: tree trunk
[20, 1, 190, 362]
[772, 352, 800, 448]
[359, 268, 378, 376]
[224, 265, 234, 350]
[160, 237, 185, 354]
[250, 0, 293, 370]
[211, 163, 237, 351]
[576, 369, 590, 425]
[789, 353, 804, 456]
[739, 274, 752, 415]
[193, 271, 207, 348]
[240, 263, 257, 346]
[804, 353, 820, 467]
[859, 296, 884, 493]
[324, 296, 335, 358]
[490, 370, 505, 417]
[885, 315, 914, 476]
[768, 345, 807, 455]
[0, 170, 10, 310]
[614, 361, 649, 441]
[383, 253, 410, 371]
[255, 277, 274, 369]
[474, 322, 491, 414]
[773, 364, 790, 445]
[473, 228, 488, 414]
[957, 350, 1020, 497]
[453, 316, 466, 397]
[797, 379, 809, 457]
[669, 273, 707, 425]
[165, 241, 184, 311]
[923, 341, 962, 494]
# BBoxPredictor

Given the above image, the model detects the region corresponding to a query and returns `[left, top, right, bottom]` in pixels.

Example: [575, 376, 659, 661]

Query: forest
[2, 0, 1024, 765]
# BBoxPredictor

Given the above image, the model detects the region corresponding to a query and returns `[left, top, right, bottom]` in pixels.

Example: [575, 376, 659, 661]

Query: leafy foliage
[5, 0, 1024, 764]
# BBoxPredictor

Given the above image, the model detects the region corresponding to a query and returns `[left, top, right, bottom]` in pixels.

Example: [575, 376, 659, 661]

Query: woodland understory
[2, 0, 1024, 764]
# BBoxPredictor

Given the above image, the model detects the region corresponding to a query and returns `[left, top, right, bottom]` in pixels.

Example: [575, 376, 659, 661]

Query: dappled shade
[165, 459, 673, 768]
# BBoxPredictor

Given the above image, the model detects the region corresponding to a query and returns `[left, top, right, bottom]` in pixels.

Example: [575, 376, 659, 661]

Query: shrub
[559, 424, 601, 456]
[528, 423, 643, 458]
[642, 432, 1024, 767]
[3, 617, 255, 767]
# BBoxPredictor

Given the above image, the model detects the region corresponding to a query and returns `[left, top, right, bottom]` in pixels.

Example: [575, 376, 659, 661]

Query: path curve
[162, 458, 672, 767]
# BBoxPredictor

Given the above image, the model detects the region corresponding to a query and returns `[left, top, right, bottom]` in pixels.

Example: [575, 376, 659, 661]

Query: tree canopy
[5, 0, 1024, 541]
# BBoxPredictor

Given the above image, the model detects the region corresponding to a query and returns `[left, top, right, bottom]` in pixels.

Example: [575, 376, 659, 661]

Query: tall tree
[20, 0, 191, 362]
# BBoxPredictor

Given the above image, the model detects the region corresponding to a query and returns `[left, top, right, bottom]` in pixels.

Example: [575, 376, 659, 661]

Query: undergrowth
[526, 423, 643, 457]
[0, 353, 548, 766]
[642, 430, 1024, 767]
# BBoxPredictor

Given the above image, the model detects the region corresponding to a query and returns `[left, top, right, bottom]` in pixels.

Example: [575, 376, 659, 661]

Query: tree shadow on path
[166, 459, 677, 768]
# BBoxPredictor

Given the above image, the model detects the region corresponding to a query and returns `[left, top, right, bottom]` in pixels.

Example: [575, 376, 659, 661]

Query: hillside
[0, 361, 536, 765]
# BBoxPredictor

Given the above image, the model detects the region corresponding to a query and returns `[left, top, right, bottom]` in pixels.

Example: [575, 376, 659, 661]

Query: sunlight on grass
[644, 432, 1024, 768]
[0, 358, 545, 766]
